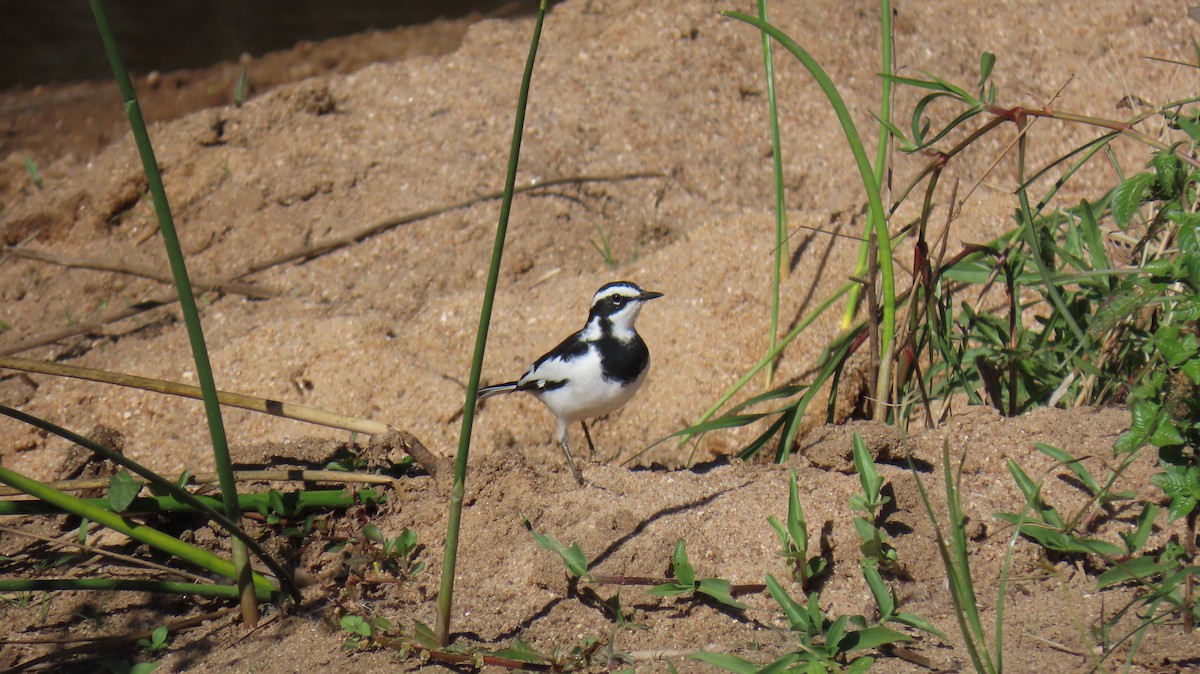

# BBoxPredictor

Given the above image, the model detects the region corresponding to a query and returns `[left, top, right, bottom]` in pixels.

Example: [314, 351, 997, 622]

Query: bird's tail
[477, 381, 519, 400]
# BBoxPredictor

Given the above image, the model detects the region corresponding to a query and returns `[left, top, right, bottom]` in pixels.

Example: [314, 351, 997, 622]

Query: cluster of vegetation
[1, 0, 1197, 671]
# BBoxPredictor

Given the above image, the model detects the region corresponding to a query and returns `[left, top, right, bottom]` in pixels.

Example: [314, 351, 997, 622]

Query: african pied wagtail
[478, 281, 663, 483]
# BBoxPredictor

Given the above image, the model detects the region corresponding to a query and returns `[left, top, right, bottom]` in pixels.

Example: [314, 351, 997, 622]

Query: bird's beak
[638, 290, 664, 301]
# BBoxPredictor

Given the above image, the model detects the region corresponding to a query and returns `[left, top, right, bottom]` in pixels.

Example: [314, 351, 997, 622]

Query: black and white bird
[478, 281, 663, 483]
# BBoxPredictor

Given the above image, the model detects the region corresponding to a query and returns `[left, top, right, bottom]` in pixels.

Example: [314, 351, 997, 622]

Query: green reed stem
[90, 0, 260, 617]
[0, 578, 250, 599]
[436, 0, 547, 646]
[0, 465, 275, 601]
[844, 0, 894, 334]
[757, 0, 787, 388]
[724, 12, 896, 416]
[0, 405, 298, 599]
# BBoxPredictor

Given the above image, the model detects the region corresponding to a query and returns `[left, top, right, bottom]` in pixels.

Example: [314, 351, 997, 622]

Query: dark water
[0, 0, 529, 89]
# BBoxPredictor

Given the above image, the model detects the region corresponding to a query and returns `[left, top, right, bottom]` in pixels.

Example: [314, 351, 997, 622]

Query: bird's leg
[580, 421, 597, 457]
[559, 439, 583, 485]
[556, 420, 584, 485]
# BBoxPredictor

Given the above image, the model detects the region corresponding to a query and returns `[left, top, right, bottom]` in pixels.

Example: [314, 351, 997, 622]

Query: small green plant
[993, 458, 1124, 557]
[525, 518, 755, 616]
[325, 437, 368, 472]
[349, 524, 424, 580]
[137, 624, 170, 654]
[1097, 148, 1200, 632]
[589, 223, 617, 268]
[767, 470, 827, 588]
[22, 156, 43, 189]
[911, 440, 1004, 674]
[858, 562, 944, 640]
[234, 65, 249, 107]
[649, 540, 749, 610]
[100, 660, 160, 674]
[849, 434, 897, 569]
[525, 515, 590, 580]
[694, 574, 912, 673]
[107, 469, 142, 512]
[1034, 443, 1135, 512]
[340, 613, 397, 650]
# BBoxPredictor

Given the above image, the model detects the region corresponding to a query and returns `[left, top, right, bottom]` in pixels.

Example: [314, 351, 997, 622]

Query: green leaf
[1076, 200, 1111, 272]
[1005, 460, 1061, 527]
[340, 615, 372, 637]
[697, 578, 750, 610]
[851, 433, 883, 505]
[1120, 503, 1159, 554]
[1109, 172, 1154, 227]
[844, 658, 876, 674]
[765, 574, 806, 630]
[787, 471, 808, 553]
[978, 52, 996, 84]
[853, 517, 888, 562]
[871, 112, 915, 150]
[689, 652, 762, 674]
[268, 488, 287, 516]
[523, 516, 589, 578]
[672, 540, 696, 587]
[891, 612, 946, 640]
[860, 562, 894, 617]
[362, 523, 384, 543]
[412, 620, 440, 649]
[805, 592, 825, 637]
[1165, 494, 1198, 522]
[1183, 359, 1200, 386]
[1150, 417, 1185, 448]
[107, 469, 141, 512]
[837, 625, 912, 652]
[1151, 151, 1182, 198]
[1035, 443, 1097, 490]
[994, 515, 1124, 555]
[826, 615, 849, 654]
[648, 582, 692, 597]
[370, 616, 395, 634]
[491, 639, 548, 664]
[1178, 114, 1200, 143]
[1156, 325, 1199, 367]
[129, 664, 161, 674]
[1097, 555, 1166, 588]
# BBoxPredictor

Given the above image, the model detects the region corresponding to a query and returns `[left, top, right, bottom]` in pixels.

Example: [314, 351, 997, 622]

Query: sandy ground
[2, 0, 1199, 671]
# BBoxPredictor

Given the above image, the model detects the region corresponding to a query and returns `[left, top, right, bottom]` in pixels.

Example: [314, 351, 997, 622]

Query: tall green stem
[0, 466, 275, 600]
[89, 0, 262, 619]
[724, 12, 896, 403]
[758, 0, 787, 388]
[844, 0, 894, 333]
[436, 0, 547, 646]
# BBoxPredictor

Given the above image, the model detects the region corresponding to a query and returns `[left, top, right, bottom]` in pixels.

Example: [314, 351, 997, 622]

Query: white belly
[532, 352, 649, 423]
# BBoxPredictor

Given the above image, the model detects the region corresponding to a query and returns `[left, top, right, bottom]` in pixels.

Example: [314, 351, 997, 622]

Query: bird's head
[586, 281, 663, 337]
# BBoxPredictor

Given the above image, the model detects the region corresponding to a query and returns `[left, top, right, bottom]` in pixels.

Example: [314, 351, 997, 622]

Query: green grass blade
[908, 441, 996, 674]
[676, 281, 853, 461]
[89, 0, 261, 616]
[0, 404, 296, 599]
[436, 0, 548, 646]
[0, 578, 248, 599]
[723, 11, 896, 409]
[0, 488, 366, 516]
[756, 0, 788, 388]
[0, 465, 275, 600]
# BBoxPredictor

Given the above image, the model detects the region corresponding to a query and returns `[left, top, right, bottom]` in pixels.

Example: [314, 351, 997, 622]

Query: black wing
[514, 329, 589, 392]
